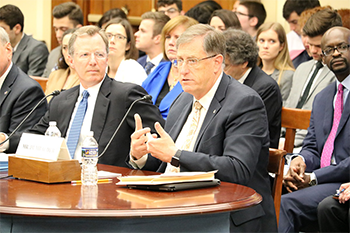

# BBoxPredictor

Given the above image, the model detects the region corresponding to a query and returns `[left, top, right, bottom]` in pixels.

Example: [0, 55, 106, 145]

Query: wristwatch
[170, 149, 181, 167]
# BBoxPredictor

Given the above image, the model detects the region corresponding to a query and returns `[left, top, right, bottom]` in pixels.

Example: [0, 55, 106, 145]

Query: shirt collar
[146, 53, 163, 65]
[79, 75, 106, 99]
[193, 72, 223, 111]
[238, 67, 252, 84]
[0, 62, 13, 89]
[337, 74, 350, 91]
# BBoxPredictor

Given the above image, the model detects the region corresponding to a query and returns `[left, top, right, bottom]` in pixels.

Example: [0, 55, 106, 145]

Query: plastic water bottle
[45, 121, 61, 137]
[81, 131, 98, 185]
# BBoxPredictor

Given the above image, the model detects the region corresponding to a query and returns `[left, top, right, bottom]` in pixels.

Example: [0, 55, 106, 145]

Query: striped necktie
[66, 90, 90, 158]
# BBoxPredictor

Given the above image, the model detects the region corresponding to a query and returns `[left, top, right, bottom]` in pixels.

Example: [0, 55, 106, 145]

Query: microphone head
[51, 90, 61, 96]
[143, 95, 152, 102]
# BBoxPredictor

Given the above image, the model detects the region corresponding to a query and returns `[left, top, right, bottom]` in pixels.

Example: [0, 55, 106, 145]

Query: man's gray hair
[223, 29, 258, 67]
[68, 25, 109, 56]
[176, 24, 226, 57]
[0, 27, 10, 45]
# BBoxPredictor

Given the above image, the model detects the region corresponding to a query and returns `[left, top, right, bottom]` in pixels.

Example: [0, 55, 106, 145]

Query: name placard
[16, 133, 70, 161]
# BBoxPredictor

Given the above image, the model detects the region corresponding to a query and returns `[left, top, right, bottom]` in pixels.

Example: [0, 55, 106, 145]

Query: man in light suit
[0, 5, 49, 77]
[284, 8, 342, 147]
[0, 28, 46, 145]
[223, 28, 282, 149]
[279, 26, 350, 232]
[0, 26, 164, 167]
[130, 24, 277, 232]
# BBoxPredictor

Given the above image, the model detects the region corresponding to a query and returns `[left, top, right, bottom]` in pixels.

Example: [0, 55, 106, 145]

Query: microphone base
[8, 155, 81, 183]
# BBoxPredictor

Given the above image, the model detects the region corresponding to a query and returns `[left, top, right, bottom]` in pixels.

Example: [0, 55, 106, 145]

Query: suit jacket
[244, 66, 282, 148]
[12, 34, 49, 77]
[142, 61, 183, 119]
[285, 60, 336, 146]
[8, 77, 164, 167]
[301, 82, 350, 183]
[144, 73, 277, 232]
[42, 46, 61, 78]
[0, 64, 47, 135]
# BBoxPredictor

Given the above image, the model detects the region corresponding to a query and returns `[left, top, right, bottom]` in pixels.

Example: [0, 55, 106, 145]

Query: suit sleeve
[179, 94, 269, 185]
[27, 42, 49, 77]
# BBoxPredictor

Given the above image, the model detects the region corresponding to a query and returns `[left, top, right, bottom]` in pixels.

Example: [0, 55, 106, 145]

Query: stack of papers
[117, 170, 217, 185]
[0, 153, 8, 171]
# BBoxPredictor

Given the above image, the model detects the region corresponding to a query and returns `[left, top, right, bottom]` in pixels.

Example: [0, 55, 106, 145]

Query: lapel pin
[213, 109, 216, 114]
[4, 91, 8, 95]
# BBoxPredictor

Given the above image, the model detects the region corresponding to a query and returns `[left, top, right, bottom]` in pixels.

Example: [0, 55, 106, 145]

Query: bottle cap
[87, 131, 94, 137]
[49, 121, 57, 126]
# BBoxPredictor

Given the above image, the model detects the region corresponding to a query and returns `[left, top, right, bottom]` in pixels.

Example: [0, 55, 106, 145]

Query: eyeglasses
[172, 54, 218, 68]
[234, 11, 253, 18]
[106, 33, 127, 41]
[75, 51, 107, 60]
[158, 8, 179, 14]
[322, 44, 350, 56]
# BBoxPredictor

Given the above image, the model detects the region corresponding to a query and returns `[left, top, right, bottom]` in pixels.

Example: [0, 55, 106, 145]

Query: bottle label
[82, 147, 98, 158]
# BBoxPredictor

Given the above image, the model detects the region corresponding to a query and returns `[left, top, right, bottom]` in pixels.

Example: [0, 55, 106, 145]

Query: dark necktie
[66, 90, 90, 158]
[144, 61, 155, 75]
[296, 61, 323, 108]
[320, 84, 344, 167]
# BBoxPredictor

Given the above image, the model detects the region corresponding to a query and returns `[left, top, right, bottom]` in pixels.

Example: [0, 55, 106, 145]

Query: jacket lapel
[58, 89, 79, 136]
[306, 65, 333, 102]
[167, 98, 192, 141]
[336, 85, 350, 138]
[12, 34, 28, 64]
[0, 66, 17, 106]
[91, 78, 111, 142]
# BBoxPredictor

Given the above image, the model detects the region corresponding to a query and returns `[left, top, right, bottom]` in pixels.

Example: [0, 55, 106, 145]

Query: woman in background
[104, 18, 147, 85]
[209, 9, 241, 31]
[256, 22, 294, 104]
[142, 16, 198, 119]
[45, 28, 79, 102]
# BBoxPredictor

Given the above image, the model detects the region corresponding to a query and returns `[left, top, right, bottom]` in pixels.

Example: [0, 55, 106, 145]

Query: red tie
[320, 84, 344, 168]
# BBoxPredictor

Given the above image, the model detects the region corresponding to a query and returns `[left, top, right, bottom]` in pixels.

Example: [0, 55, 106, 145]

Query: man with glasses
[129, 24, 277, 232]
[279, 26, 350, 233]
[284, 9, 342, 148]
[0, 26, 164, 168]
[157, 0, 184, 19]
[233, 1, 266, 39]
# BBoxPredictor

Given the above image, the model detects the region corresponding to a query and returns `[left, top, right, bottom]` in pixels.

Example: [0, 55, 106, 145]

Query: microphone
[0, 90, 61, 146]
[98, 94, 152, 158]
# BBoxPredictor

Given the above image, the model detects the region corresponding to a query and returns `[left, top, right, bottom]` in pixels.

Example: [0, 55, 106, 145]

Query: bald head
[321, 26, 350, 82]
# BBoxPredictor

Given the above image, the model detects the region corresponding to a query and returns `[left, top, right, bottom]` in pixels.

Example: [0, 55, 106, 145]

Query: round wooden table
[0, 164, 262, 232]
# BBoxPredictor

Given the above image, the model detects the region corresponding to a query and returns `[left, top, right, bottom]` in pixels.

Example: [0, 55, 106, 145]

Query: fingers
[154, 122, 168, 138]
[134, 113, 143, 131]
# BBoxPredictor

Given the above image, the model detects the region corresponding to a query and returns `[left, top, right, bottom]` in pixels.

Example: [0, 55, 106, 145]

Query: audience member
[234, 1, 266, 39]
[0, 27, 46, 149]
[285, 8, 341, 148]
[129, 24, 277, 232]
[208, 9, 241, 31]
[105, 18, 146, 85]
[97, 8, 127, 29]
[185, 0, 222, 24]
[318, 182, 350, 232]
[256, 22, 295, 104]
[0, 26, 164, 167]
[43, 2, 83, 78]
[135, 12, 170, 75]
[0, 4, 49, 77]
[282, 0, 320, 68]
[232, 0, 261, 12]
[142, 16, 198, 119]
[157, 0, 184, 19]
[223, 29, 282, 149]
[45, 29, 80, 102]
[279, 26, 350, 233]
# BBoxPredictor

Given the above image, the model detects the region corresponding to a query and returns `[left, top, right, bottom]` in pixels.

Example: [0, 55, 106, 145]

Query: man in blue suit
[279, 26, 350, 232]
[130, 24, 277, 232]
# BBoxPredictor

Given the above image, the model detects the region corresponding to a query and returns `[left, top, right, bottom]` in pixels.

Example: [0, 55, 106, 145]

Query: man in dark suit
[135, 12, 169, 75]
[130, 24, 277, 232]
[279, 26, 350, 232]
[0, 26, 164, 167]
[284, 8, 342, 148]
[223, 28, 282, 149]
[0, 27, 47, 147]
[0, 5, 49, 77]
